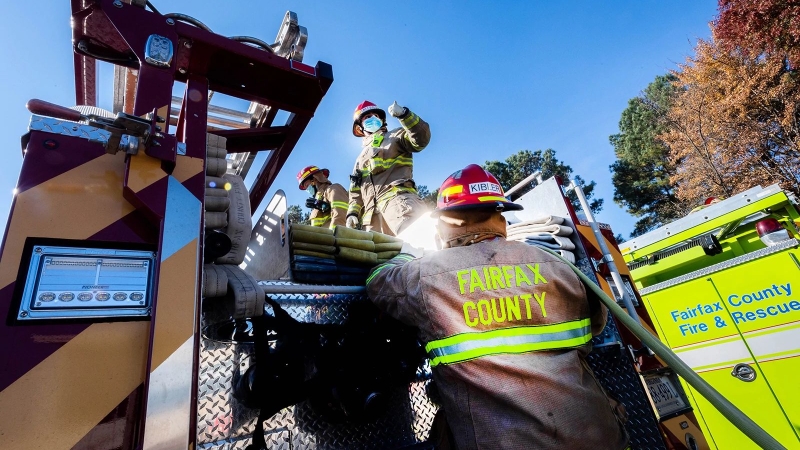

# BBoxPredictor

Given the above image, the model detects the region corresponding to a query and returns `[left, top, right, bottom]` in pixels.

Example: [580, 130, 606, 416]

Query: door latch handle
[731, 363, 757, 382]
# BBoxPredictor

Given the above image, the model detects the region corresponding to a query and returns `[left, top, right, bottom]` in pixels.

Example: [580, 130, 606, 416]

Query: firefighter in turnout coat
[365, 164, 628, 450]
[297, 165, 349, 229]
[346, 100, 430, 235]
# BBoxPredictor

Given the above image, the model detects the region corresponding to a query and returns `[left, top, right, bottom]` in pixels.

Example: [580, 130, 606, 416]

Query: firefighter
[366, 164, 628, 450]
[296, 165, 349, 229]
[346, 100, 431, 235]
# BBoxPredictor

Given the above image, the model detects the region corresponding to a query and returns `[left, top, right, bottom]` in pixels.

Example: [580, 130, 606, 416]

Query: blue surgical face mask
[362, 116, 383, 133]
[306, 185, 317, 197]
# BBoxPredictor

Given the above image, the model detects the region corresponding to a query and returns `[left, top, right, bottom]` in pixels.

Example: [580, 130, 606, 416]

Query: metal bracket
[144, 34, 174, 68]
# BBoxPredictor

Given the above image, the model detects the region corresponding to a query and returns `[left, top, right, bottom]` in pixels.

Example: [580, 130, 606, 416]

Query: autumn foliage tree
[662, 36, 800, 203]
[715, 0, 800, 68]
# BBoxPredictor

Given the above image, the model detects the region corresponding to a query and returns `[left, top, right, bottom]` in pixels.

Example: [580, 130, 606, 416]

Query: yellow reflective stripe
[377, 186, 418, 209]
[366, 254, 414, 284]
[477, 196, 508, 203]
[370, 156, 413, 171]
[400, 112, 420, 129]
[350, 185, 361, 192]
[440, 185, 463, 198]
[347, 204, 362, 215]
[366, 263, 391, 284]
[310, 216, 330, 226]
[299, 167, 320, 181]
[426, 318, 591, 367]
[331, 201, 349, 210]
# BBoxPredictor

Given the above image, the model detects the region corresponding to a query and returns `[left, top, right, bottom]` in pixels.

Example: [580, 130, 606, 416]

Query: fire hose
[543, 248, 786, 450]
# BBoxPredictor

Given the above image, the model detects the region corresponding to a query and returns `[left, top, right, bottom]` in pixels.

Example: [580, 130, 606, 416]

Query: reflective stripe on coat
[347, 109, 430, 228]
[366, 239, 627, 450]
[309, 181, 349, 229]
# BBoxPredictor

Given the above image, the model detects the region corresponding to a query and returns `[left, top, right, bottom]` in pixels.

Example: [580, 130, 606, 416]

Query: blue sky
[0, 1, 717, 238]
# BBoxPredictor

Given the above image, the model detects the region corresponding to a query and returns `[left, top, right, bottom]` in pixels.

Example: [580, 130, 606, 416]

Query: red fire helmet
[431, 164, 523, 217]
[352, 100, 386, 137]
[296, 165, 329, 190]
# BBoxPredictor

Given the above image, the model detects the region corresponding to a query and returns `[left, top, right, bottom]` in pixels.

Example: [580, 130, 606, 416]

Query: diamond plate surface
[28, 114, 110, 144]
[198, 292, 438, 450]
[587, 346, 667, 450]
[575, 258, 666, 449]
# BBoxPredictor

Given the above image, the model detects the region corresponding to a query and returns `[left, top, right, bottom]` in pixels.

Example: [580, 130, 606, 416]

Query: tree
[483, 149, 604, 215]
[416, 184, 439, 209]
[287, 204, 310, 225]
[609, 74, 689, 237]
[715, 0, 800, 68]
[662, 36, 800, 204]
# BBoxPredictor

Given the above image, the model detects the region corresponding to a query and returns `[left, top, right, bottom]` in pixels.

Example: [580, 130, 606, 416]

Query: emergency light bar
[17, 245, 155, 321]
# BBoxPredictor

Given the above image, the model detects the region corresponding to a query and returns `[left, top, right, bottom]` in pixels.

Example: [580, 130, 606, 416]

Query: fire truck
[622, 186, 800, 449]
[0, 1, 779, 449]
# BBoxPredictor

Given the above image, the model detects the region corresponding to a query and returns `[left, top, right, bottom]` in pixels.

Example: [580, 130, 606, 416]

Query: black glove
[306, 198, 330, 213]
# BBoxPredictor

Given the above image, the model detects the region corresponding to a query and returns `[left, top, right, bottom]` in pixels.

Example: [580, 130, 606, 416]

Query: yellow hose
[335, 238, 375, 252]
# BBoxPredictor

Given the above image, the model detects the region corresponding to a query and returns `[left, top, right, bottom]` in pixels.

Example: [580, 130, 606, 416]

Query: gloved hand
[305, 198, 330, 213]
[388, 101, 407, 118]
[400, 241, 424, 259]
[346, 215, 360, 229]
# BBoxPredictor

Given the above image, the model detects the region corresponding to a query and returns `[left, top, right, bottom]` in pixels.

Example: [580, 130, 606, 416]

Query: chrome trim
[731, 363, 757, 382]
[144, 34, 174, 68]
[272, 11, 299, 58]
[142, 336, 196, 448]
[161, 176, 201, 261]
[143, 176, 201, 447]
[257, 280, 366, 294]
[28, 115, 110, 145]
[640, 238, 798, 295]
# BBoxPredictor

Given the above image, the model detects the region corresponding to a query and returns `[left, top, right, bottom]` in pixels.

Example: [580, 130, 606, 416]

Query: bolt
[166, 18, 175, 25]
[34, 247, 42, 253]
[178, 67, 187, 74]
[20, 311, 28, 317]
[139, 301, 145, 305]
[113, 0, 123, 7]
[152, 141, 161, 147]
[184, 41, 192, 49]
[155, 132, 164, 138]
[36, 302, 41, 307]
[155, 125, 162, 132]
